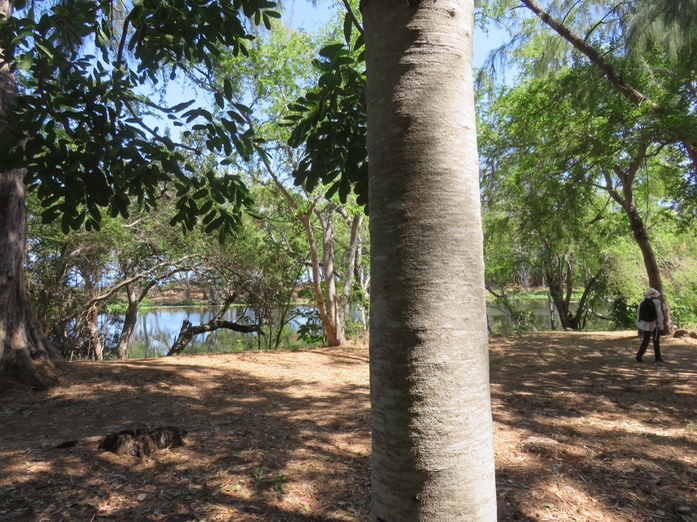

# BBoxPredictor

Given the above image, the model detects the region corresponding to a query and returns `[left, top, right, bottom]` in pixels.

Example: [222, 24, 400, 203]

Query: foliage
[478, 0, 697, 216]
[608, 297, 637, 330]
[283, 9, 368, 207]
[296, 308, 327, 346]
[0, 0, 279, 235]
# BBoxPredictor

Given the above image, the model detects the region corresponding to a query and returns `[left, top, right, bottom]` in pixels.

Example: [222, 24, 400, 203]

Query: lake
[118, 299, 616, 358]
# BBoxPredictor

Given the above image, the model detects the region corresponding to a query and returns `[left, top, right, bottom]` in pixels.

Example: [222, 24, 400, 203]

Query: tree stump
[98, 427, 187, 457]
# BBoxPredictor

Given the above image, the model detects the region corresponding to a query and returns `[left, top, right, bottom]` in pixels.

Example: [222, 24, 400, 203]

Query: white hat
[644, 288, 660, 298]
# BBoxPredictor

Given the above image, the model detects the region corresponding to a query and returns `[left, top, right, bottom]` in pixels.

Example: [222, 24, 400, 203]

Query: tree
[477, 65, 682, 329]
[0, 0, 277, 386]
[481, 0, 696, 206]
[363, 0, 496, 519]
[0, 0, 61, 389]
[200, 24, 369, 346]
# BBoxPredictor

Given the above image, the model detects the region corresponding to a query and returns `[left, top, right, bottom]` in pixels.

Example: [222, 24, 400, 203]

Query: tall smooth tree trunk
[0, 0, 62, 389]
[317, 204, 343, 343]
[337, 213, 364, 340]
[301, 211, 339, 346]
[364, 0, 497, 519]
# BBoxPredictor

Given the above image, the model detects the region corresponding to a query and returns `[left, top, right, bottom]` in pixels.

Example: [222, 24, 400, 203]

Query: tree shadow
[3, 334, 696, 521]
[0, 349, 371, 521]
[490, 332, 697, 521]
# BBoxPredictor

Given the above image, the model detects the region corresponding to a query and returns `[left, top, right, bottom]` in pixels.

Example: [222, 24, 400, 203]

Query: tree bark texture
[86, 306, 104, 360]
[364, 0, 497, 519]
[1, 0, 62, 389]
[317, 204, 343, 344]
[301, 210, 339, 346]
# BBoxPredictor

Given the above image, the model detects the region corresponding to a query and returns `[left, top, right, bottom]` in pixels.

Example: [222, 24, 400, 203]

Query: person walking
[636, 288, 665, 363]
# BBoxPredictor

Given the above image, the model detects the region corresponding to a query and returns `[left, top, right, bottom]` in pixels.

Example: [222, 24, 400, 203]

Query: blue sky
[283, 0, 509, 68]
[148, 1, 508, 133]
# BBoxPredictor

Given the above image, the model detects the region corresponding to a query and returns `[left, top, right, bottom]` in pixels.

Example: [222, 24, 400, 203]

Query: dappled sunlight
[491, 331, 697, 521]
[2, 332, 696, 521]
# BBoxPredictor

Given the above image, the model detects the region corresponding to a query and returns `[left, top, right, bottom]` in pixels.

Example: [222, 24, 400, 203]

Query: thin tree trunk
[117, 285, 138, 359]
[0, 0, 62, 389]
[301, 211, 339, 346]
[548, 294, 557, 331]
[337, 213, 363, 341]
[317, 204, 343, 344]
[86, 306, 104, 360]
[364, 0, 496, 519]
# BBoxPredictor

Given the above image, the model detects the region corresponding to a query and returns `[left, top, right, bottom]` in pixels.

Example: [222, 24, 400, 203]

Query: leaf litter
[1, 332, 696, 521]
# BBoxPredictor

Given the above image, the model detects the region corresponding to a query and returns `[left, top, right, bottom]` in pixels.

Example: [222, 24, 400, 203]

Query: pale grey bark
[316, 203, 342, 343]
[364, 0, 497, 519]
[337, 212, 364, 339]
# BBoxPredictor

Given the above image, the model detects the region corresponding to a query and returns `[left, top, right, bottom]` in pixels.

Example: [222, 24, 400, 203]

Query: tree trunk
[116, 285, 138, 359]
[86, 306, 104, 360]
[317, 204, 343, 344]
[0, 0, 62, 390]
[548, 294, 557, 331]
[364, 0, 497, 519]
[301, 211, 339, 346]
[604, 159, 673, 332]
[337, 212, 363, 341]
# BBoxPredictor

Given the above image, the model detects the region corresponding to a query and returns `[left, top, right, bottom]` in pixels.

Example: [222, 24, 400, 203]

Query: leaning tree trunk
[167, 294, 258, 356]
[622, 195, 673, 331]
[606, 156, 673, 332]
[364, 0, 497, 519]
[0, 0, 62, 390]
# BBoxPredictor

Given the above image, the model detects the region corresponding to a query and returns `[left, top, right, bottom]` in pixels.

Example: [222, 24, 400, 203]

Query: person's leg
[653, 330, 663, 361]
[636, 330, 651, 362]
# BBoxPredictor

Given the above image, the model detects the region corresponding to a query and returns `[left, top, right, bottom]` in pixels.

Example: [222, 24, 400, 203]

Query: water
[115, 299, 614, 358]
[120, 306, 259, 358]
[487, 298, 614, 334]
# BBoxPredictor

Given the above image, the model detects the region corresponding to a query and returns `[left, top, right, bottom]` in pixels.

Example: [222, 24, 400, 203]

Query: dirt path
[1, 332, 696, 521]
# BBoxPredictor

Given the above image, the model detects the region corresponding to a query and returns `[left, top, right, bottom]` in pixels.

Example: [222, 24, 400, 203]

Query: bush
[666, 295, 697, 329]
[609, 297, 636, 330]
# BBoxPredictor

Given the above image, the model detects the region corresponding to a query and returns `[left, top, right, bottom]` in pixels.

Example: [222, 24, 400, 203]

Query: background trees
[0, 0, 280, 386]
[476, 0, 697, 330]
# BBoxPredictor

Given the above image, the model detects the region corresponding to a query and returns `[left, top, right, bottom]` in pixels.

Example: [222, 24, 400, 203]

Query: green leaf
[343, 12, 353, 45]
[215, 92, 225, 109]
[319, 44, 346, 59]
[170, 100, 196, 113]
[18, 52, 33, 71]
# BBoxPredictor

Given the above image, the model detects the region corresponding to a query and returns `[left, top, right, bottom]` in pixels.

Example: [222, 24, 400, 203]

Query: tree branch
[519, 0, 656, 108]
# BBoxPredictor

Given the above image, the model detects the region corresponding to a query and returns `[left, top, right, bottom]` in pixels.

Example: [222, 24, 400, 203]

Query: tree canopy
[0, 0, 279, 235]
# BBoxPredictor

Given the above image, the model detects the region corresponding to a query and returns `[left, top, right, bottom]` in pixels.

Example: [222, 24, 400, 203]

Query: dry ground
[1, 331, 696, 521]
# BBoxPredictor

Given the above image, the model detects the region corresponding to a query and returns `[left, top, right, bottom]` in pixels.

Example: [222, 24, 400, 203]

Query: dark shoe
[655, 358, 665, 362]
[635, 356, 643, 363]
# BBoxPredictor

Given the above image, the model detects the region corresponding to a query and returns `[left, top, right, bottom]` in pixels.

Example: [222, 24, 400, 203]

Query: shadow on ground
[1, 333, 696, 521]
[490, 331, 697, 521]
